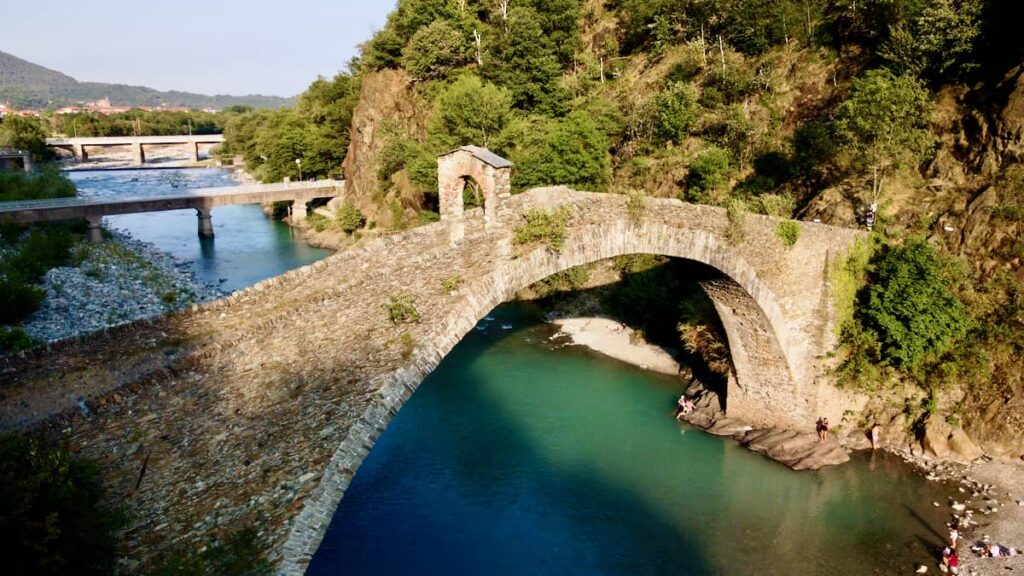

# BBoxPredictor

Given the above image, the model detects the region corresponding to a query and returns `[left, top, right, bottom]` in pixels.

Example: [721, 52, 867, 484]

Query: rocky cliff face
[340, 69, 430, 228]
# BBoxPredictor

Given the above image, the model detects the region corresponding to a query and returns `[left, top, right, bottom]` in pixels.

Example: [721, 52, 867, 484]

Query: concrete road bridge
[0, 147, 862, 574]
[46, 134, 225, 165]
[0, 180, 344, 241]
[0, 147, 33, 172]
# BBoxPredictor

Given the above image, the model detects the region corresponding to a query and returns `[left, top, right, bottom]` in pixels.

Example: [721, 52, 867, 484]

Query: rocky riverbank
[22, 230, 224, 343]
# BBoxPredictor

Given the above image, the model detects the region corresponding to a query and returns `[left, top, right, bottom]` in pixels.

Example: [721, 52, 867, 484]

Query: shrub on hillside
[856, 238, 970, 370]
[685, 147, 732, 204]
[508, 112, 611, 191]
[334, 201, 366, 234]
[431, 75, 513, 148]
[653, 82, 698, 144]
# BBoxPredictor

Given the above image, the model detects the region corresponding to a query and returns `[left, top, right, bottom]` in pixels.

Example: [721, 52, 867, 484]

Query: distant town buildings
[0, 103, 42, 117]
[1, 98, 217, 117]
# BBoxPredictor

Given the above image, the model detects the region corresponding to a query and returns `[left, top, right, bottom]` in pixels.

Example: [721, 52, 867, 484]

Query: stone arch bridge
[0, 148, 861, 573]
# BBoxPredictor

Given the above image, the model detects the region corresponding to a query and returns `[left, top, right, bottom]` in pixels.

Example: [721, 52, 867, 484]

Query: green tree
[653, 82, 698, 144]
[485, 6, 568, 113]
[335, 200, 366, 233]
[833, 69, 932, 203]
[430, 75, 513, 148]
[0, 115, 51, 161]
[686, 146, 732, 204]
[508, 112, 611, 190]
[403, 20, 470, 80]
[881, 0, 983, 82]
[857, 238, 970, 370]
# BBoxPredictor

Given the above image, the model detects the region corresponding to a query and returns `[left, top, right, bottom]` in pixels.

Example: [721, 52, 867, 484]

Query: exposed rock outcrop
[679, 382, 851, 471]
[340, 68, 430, 227]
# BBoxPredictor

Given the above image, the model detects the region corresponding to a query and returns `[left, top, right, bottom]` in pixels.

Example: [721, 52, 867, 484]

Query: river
[66, 168, 331, 293]
[308, 304, 952, 576]
[70, 169, 950, 575]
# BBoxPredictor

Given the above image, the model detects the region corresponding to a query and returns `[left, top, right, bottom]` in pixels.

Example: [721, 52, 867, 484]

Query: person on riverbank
[948, 524, 959, 549]
[940, 547, 960, 574]
[675, 395, 695, 420]
[817, 417, 829, 443]
[870, 422, 882, 450]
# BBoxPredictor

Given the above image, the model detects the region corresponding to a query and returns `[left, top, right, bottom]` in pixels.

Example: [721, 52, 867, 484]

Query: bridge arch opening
[281, 190, 857, 573]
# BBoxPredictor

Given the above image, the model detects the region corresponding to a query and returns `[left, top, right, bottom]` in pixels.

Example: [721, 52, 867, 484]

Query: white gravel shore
[22, 231, 224, 342]
[551, 316, 681, 375]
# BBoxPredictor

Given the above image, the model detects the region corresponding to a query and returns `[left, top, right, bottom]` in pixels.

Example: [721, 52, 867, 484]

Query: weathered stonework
[0, 181, 862, 574]
[437, 145, 512, 242]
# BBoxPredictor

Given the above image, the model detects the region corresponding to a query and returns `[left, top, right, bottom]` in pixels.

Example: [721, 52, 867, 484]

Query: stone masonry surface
[0, 187, 861, 574]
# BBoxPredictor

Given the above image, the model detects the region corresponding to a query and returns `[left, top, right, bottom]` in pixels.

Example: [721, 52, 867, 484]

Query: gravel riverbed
[23, 230, 226, 342]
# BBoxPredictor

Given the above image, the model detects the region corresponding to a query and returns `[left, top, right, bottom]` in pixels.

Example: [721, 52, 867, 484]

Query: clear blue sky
[3, 0, 395, 97]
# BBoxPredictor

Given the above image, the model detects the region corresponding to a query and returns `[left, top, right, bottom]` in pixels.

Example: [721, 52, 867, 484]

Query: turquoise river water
[68, 169, 951, 575]
[308, 305, 952, 576]
[67, 168, 330, 292]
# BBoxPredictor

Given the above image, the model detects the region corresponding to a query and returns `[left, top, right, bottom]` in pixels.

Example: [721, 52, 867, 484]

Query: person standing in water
[870, 422, 882, 450]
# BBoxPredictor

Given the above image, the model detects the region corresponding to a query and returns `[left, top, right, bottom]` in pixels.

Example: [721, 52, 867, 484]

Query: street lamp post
[295, 158, 302, 181]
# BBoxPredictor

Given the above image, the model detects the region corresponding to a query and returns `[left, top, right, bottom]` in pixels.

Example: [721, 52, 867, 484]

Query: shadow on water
[308, 308, 715, 576]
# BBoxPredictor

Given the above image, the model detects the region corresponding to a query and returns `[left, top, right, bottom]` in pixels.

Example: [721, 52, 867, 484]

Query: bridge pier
[187, 140, 199, 163]
[197, 208, 214, 238]
[291, 198, 308, 221]
[132, 141, 145, 166]
[73, 144, 88, 163]
[22, 153, 33, 173]
[85, 215, 103, 243]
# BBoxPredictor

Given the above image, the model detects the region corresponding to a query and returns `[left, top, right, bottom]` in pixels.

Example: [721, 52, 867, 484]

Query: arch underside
[279, 217, 807, 574]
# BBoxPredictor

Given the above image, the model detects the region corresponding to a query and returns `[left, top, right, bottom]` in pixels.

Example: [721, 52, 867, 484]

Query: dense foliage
[856, 238, 970, 371]
[0, 434, 123, 575]
[222, 72, 358, 182]
[0, 114, 52, 161]
[0, 222, 82, 328]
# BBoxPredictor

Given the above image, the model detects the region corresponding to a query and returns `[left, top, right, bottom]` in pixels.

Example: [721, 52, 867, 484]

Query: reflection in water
[67, 169, 331, 293]
[309, 305, 952, 576]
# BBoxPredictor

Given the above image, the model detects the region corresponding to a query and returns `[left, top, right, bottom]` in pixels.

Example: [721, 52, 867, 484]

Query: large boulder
[922, 418, 953, 459]
[948, 427, 985, 461]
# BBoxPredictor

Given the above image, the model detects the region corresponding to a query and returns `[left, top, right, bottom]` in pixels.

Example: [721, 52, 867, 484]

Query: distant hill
[0, 50, 293, 110]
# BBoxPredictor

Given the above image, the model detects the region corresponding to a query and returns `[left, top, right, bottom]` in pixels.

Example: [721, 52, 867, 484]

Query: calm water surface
[67, 168, 330, 292]
[309, 305, 952, 576]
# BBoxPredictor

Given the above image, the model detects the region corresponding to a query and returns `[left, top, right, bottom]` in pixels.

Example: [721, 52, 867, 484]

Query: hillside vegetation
[0, 50, 291, 110]
[223, 0, 1023, 454]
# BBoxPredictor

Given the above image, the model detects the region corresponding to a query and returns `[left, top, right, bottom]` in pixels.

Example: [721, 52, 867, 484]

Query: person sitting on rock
[940, 547, 960, 575]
